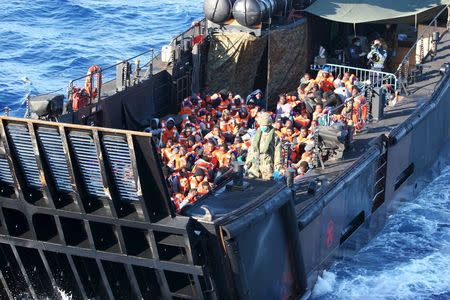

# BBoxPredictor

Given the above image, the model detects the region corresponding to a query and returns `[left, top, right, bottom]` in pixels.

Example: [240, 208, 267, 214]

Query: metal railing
[311, 63, 398, 91]
[395, 5, 449, 94]
[67, 18, 207, 107]
[68, 48, 156, 104]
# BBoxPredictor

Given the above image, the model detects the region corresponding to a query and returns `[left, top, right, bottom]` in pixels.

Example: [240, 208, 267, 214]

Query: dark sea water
[312, 143, 450, 300]
[1, 1, 450, 299]
[0, 0, 203, 116]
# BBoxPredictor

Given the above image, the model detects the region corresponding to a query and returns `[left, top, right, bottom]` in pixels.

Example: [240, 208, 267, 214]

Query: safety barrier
[67, 18, 207, 107]
[395, 5, 449, 94]
[311, 63, 398, 91]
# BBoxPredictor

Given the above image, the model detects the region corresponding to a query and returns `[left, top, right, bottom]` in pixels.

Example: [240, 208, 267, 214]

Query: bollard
[286, 168, 295, 188]
[232, 161, 245, 187]
[226, 161, 248, 192]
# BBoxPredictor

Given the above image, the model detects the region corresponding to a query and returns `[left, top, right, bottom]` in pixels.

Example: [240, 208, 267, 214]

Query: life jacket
[162, 146, 174, 162]
[297, 136, 311, 145]
[172, 193, 186, 212]
[179, 106, 192, 115]
[213, 149, 231, 168]
[227, 122, 237, 135]
[319, 79, 333, 93]
[72, 87, 90, 111]
[218, 99, 230, 111]
[219, 119, 228, 132]
[197, 181, 212, 195]
[179, 177, 190, 194]
[174, 154, 187, 170]
[352, 96, 368, 130]
[290, 149, 300, 163]
[235, 115, 249, 128]
[294, 115, 310, 128]
[193, 159, 214, 174]
[162, 127, 179, 145]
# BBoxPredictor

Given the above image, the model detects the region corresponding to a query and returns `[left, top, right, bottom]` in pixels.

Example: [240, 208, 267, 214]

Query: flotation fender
[204, 0, 236, 24]
[232, 0, 280, 27]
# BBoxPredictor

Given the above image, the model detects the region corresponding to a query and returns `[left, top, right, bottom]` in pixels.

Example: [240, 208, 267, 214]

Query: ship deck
[186, 31, 450, 222]
[294, 31, 450, 214]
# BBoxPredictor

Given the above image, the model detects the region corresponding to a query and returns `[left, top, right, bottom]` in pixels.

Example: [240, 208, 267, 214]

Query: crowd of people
[147, 69, 370, 212]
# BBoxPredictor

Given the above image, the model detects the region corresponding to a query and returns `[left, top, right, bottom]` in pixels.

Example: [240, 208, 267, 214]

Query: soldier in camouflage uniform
[245, 113, 282, 180]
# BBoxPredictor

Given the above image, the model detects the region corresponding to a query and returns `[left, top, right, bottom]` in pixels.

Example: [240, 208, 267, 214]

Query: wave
[0, 0, 203, 115]
[312, 141, 450, 300]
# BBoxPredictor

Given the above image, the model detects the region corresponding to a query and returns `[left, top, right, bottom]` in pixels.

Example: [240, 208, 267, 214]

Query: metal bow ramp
[0, 117, 213, 299]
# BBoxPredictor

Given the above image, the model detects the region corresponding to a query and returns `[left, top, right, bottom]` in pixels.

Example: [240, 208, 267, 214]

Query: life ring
[84, 65, 102, 99]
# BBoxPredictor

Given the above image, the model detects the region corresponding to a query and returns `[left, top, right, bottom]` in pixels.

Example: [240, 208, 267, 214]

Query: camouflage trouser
[247, 154, 274, 180]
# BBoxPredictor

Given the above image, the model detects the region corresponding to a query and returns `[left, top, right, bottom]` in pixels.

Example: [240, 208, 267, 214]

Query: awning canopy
[304, 0, 450, 24]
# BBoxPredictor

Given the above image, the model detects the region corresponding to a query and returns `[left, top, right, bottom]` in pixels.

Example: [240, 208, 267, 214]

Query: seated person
[276, 94, 292, 118]
[297, 127, 312, 145]
[312, 103, 324, 121]
[294, 161, 309, 181]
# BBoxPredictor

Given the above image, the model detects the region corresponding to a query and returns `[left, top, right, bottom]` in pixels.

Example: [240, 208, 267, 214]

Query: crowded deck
[152, 67, 388, 212]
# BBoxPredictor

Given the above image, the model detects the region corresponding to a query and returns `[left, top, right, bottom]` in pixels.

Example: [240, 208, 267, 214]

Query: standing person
[346, 37, 367, 68]
[246, 89, 266, 108]
[367, 39, 387, 72]
[245, 113, 282, 180]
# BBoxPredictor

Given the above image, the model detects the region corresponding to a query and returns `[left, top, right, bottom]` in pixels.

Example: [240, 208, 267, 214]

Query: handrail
[67, 48, 157, 106]
[69, 48, 156, 84]
[395, 5, 449, 93]
[395, 5, 448, 75]
[67, 18, 208, 105]
[311, 63, 398, 91]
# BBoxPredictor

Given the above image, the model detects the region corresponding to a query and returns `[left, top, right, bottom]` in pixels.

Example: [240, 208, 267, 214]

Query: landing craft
[0, 0, 449, 299]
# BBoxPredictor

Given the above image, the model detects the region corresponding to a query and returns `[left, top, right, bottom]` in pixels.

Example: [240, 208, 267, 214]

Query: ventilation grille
[6, 123, 41, 188]
[37, 127, 72, 193]
[69, 131, 105, 198]
[0, 154, 13, 184]
[103, 135, 138, 202]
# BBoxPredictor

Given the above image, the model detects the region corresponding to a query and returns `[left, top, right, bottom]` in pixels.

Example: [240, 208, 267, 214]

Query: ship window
[340, 211, 365, 245]
[394, 163, 414, 191]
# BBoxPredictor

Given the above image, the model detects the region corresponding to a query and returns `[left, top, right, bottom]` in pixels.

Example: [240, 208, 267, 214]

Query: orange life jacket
[197, 182, 211, 195]
[218, 99, 230, 111]
[179, 177, 190, 194]
[162, 127, 179, 145]
[294, 115, 310, 128]
[179, 106, 192, 115]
